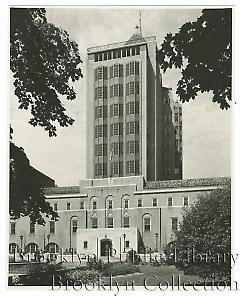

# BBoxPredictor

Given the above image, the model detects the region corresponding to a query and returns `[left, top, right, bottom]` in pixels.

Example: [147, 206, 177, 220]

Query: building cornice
[46, 193, 87, 199]
[87, 36, 156, 54]
[135, 185, 223, 195]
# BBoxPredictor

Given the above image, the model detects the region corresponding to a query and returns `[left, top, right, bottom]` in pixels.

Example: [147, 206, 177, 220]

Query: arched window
[91, 212, 98, 229]
[122, 211, 130, 228]
[45, 242, 59, 253]
[9, 243, 19, 254]
[124, 199, 129, 209]
[106, 195, 114, 210]
[143, 213, 152, 232]
[25, 243, 38, 253]
[107, 212, 114, 228]
[91, 196, 98, 210]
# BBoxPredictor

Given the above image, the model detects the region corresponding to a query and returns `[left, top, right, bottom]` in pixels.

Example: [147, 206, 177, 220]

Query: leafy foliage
[10, 8, 83, 136]
[165, 184, 231, 281]
[10, 8, 82, 223]
[158, 9, 232, 109]
[10, 132, 59, 224]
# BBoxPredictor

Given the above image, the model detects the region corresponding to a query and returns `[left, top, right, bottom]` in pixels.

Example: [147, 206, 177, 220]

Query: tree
[10, 8, 82, 223]
[10, 133, 59, 225]
[158, 9, 232, 109]
[10, 8, 83, 137]
[165, 183, 231, 282]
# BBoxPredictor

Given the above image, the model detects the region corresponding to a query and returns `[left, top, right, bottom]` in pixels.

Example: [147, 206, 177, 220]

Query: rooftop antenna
[139, 11, 142, 35]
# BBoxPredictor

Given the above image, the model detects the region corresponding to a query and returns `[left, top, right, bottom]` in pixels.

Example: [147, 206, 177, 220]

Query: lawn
[103, 265, 203, 287]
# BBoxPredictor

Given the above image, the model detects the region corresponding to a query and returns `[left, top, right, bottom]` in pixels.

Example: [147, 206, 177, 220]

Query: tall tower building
[86, 29, 182, 181]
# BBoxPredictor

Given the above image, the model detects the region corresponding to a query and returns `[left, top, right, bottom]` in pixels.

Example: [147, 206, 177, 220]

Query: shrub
[63, 268, 100, 284]
[87, 257, 104, 271]
[15, 262, 102, 286]
[102, 262, 140, 277]
[126, 249, 141, 264]
[167, 185, 231, 282]
[19, 262, 63, 286]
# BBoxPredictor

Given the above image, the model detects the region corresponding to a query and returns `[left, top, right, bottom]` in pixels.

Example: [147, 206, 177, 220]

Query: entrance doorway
[100, 238, 113, 256]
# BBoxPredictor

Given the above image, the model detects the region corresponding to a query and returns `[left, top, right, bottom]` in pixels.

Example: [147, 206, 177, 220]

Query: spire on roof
[139, 11, 142, 35]
[125, 11, 145, 45]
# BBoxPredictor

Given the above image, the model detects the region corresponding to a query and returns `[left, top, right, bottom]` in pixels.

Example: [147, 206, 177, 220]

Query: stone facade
[86, 32, 182, 181]
[9, 176, 230, 257]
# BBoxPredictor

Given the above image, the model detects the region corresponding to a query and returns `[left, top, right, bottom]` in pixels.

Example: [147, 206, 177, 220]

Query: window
[183, 197, 189, 207]
[92, 218, 98, 228]
[112, 142, 123, 155]
[96, 86, 107, 100]
[95, 144, 107, 157]
[126, 82, 139, 96]
[50, 221, 55, 234]
[9, 243, 18, 254]
[46, 243, 59, 253]
[27, 243, 38, 253]
[124, 199, 129, 209]
[110, 123, 123, 136]
[126, 141, 139, 154]
[129, 62, 135, 75]
[67, 203, 71, 210]
[10, 222, 16, 235]
[80, 201, 84, 209]
[126, 240, 130, 248]
[98, 53, 103, 61]
[126, 121, 139, 135]
[95, 106, 107, 119]
[54, 203, 58, 211]
[168, 197, 173, 207]
[95, 125, 107, 138]
[126, 160, 134, 174]
[171, 217, 178, 232]
[112, 161, 123, 176]
[126, 101, 139, 115]
[136, 46, 140, 55]
[30, 222, 35, 234]
[110, 64, 123, 78]
[72, 220, 78, 233]
[107, 217, 113, 228]
[108, 200, 113, 210]
[84, 241, 88, 249]
[110, 104, 123, 117]
[92, 201, 97, 210]
[126, 160, 139, 174]
[135, 160, 140, 174]
[152, 198, 158, 207]
[95, 162, 107, 176]
[95, 86, 103, 100]
[95, 66, 107, 80]
[144, 217, 151, 232]
[126, 61, 139, 76]
[138, 199, 142, 207]
[110, 84, 123, 98]
[123, 217, 130, 228]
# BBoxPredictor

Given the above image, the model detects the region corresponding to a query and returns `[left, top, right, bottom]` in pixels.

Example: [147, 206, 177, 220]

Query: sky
[10, 7, 231, 186]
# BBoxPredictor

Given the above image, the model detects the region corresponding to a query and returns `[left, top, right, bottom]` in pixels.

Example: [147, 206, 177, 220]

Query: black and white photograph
[5, 3, 237, 291]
